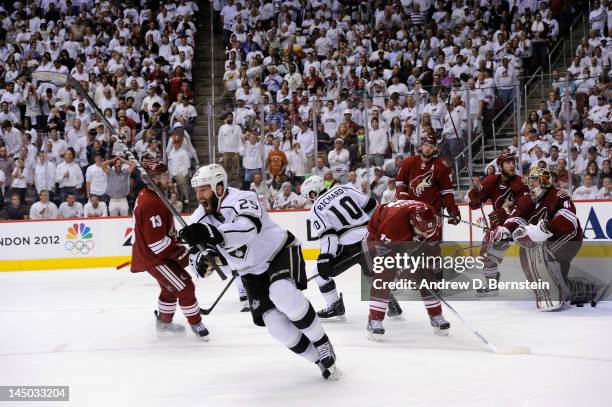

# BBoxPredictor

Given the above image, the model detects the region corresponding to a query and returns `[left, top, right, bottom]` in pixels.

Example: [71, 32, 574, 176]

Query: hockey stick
[424, 286, 530, 354]
[200, 275, 237, 315]
[32, 72, 226, 280]
[441, 213, 489, 230]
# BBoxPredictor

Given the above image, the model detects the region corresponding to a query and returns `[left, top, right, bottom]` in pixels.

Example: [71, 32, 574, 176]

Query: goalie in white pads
[301, 175, 379, 321]
[179, 165, 340, 380]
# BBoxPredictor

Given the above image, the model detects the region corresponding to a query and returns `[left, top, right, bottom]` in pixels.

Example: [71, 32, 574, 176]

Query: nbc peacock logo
[65, 223, 94, 254]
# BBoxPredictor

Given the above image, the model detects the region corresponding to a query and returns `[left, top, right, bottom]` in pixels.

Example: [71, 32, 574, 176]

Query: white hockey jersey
[187, 187, 296, 276]
[308, 184, 377, 256]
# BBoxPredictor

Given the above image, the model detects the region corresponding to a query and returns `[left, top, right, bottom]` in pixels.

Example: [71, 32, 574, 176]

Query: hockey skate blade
[388, 315, 405, 321]
[433, 327, 449, 336]
[494, 346, 531, 355]
[320, 315, 346, 322]
[325, 365, 342, 381]
[367, 332, 384, 341]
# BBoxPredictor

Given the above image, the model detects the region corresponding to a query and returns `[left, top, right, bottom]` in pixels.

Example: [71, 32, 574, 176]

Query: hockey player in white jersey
[301, 175, 406, 321]
[179, 165, 340, 380]
[187, 204, 250, 312]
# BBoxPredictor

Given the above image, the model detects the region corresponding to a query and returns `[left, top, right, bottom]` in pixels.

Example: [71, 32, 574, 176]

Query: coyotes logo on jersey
[409, 171, 433, 197]
[495, 188, 515, 214]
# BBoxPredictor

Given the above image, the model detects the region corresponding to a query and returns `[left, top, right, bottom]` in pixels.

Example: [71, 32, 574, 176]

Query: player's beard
[501, 166, 516, 178]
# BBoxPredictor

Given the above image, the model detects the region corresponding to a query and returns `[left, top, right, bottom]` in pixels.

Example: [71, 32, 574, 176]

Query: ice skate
[386, 294, 404, 320]
[367, 318, 385, 341]
[476, 272, 500, 297]
[190, 321, 210, 341]
[316, 293, 346, 322]
[315, 340, 341, 380]
[430, 314, 450, 336]
[154, 310, 185, 336]
[239, 296, 250, 312]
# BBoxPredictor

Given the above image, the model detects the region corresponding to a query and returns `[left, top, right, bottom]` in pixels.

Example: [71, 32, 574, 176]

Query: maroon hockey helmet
[141, 158, 168, 176]
[496, 152, 516, 167]
[420, 134, 438, 148]
[409, 204, 439, 238]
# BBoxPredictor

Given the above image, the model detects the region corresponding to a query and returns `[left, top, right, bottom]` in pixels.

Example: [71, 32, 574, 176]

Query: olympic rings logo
[64, 239, 95, 254]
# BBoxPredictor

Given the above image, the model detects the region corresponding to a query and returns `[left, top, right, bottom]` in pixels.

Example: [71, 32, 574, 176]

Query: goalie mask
[527, 167, 552, 201]
[301, 175, 326, 201]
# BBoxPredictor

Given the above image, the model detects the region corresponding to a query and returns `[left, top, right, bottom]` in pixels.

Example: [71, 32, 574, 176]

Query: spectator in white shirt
[572, 174, 599, 200]
[85, 153, 109, 201]
[29, 190, 59, 220]
[327, 138, 350, 183]
[597, 176, 612, 199]
[84, 194, 109, 217]
[168, 136, 191, 205]
[286, 142, 307, 184]
[380, 178, 397, 204]
[217, 113, 242, 185]
[272, 182, 306, 209]
[58, 192, 84, 218]
[241, 132, 263, 183]
[34, 151, 56, 198]
[368, 117, 389, 167]
[55, 148, 84, 203]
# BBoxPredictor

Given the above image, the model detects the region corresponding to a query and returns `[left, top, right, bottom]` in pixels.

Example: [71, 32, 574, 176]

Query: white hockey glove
[527, 220, 553, 242]
[512, 221, 553, 249]
[491, 226, 511, 243]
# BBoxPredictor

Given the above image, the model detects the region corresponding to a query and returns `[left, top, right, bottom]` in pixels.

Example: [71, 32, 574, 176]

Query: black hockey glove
[179, 223, 225, 248]
[317, 253, 335, 279]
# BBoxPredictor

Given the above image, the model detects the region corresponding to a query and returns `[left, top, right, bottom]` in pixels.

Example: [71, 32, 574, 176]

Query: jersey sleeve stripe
[362, 197, 377, 214]
[235, 214, 263, 233]
[505, 217, 527, 226]
[557, 209, 578, 228]
[149, 236, 172, 254]
[396, 181, 405, 187]
[440, 189, 454, 194]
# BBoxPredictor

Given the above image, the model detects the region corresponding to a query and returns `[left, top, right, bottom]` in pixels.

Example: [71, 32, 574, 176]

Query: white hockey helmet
[191, 164, 228, 198]
[301, 175, 326, 201]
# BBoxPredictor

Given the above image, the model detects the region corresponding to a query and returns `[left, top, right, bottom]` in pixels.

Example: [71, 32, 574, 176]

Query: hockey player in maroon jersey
[366, 199, 450, 340]
[466, 153, 530, 295]
[131, 158, 209, 339]
[395, 134, 461, 225]
[501, 168, 600, 311]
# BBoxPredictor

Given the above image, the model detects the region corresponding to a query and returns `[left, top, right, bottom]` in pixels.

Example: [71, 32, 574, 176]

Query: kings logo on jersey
[228, 244, 249, 260]
[410, 171, 433, 197]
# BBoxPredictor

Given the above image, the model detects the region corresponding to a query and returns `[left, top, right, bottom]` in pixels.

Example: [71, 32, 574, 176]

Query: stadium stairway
[457, 12, 591, 191]
[193, 2, 226, 168]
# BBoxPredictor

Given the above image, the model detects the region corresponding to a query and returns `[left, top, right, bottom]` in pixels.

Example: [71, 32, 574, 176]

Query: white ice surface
[0, 263, 611, 407]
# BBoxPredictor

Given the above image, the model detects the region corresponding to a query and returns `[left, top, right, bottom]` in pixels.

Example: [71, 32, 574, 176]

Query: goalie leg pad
[519, 244, 571, 311]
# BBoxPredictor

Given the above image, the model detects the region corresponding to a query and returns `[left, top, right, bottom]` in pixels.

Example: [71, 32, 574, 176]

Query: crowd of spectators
[213, 0, 583, 209]
[0, 0, 200, 220]
[501, 0, 612, 200]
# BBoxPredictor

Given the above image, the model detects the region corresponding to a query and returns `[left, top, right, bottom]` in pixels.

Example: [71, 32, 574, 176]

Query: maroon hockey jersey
[131, 188, 186, 272]
[468, 174, 530, 227]
[504, 188, 583, 241]
[395, 155, 459, 216]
